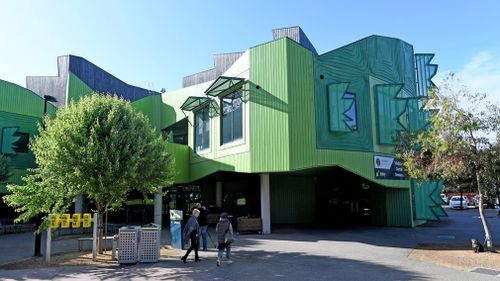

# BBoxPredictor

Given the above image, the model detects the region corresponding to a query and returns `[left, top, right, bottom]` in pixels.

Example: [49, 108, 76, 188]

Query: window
[194, 106, 210, 152]
[221, 90, 243, 145]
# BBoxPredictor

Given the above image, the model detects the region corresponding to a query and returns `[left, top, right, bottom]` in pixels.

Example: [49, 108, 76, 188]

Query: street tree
[396, 74, 499, 250]
[4, 94, 175, 253]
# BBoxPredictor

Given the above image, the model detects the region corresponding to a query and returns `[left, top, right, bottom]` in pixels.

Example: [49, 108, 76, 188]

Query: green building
[0, 26, 445, 229]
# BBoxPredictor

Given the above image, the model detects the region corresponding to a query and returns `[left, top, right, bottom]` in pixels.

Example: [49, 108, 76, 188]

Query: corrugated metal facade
[183, 52, 244, 87]
[67, 72, 94, 104]
[286, 40, 316, 171]
[385, 188, 413, 227]
[270, 174, 315, 224]
[165, 142, 190, 184]
[0, 80, 56, 118]
[249, 39, 290, 172]
[0, 80, 57, 192]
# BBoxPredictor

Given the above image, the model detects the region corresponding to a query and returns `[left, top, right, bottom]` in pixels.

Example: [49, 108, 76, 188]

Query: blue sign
[169, 210, 183, 249]
[374, 156, 406, 180]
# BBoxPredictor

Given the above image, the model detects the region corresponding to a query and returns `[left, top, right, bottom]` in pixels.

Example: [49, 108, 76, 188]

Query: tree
[396, 74, 499, 250]
[0, 154, 11, 182]
[4, 93, 175, 253]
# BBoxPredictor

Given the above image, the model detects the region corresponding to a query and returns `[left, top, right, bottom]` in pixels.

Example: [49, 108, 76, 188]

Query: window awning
[180, 96, 210, 111]
[205, 76, 245, 97]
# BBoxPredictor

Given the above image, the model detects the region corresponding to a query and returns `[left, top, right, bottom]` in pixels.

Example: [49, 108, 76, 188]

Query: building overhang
[179, 96, 210, 111]
[204, 76, 245, 97]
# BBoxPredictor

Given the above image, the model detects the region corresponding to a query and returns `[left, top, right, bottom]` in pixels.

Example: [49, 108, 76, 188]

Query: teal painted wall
[314, 36, 417, 151]
[385, 187, 413, 227]
[0, 80, 57, 192]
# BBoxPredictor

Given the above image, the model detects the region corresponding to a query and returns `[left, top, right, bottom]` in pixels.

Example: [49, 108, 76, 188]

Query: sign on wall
[82, 213, 92, 228]
[49, 213, 92, 228]
[374, 156, 406, 180]
[60, 214, 71, 228]
[49, 214, 60, 228]
[71, 214, 81, 228]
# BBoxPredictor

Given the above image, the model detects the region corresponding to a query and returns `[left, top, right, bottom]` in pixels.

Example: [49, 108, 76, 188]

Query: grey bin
[118, 226, 140, 264]
[139, 223, 160, 263]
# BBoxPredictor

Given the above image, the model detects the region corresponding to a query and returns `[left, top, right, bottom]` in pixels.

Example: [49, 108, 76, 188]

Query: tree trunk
[476, 172, 494, 250]
[98, 206, 104, 254]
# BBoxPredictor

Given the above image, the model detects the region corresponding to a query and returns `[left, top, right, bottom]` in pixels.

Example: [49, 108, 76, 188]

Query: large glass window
[194, 106, 210, 152]
[221, 90, 243, 145]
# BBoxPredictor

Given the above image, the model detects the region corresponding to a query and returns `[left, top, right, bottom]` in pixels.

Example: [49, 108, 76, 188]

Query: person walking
[197, 203, 210, 251]
[216, 212, 234, 267]
[181, 209, 200, 263]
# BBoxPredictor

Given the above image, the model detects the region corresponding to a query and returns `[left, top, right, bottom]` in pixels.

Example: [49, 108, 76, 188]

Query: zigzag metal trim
[415, 54, 438, 97]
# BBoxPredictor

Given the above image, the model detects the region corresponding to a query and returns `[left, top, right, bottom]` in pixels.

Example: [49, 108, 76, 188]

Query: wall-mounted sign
[374, 156, 406, 180]
[82, 213, 92, 228]
[236, 198, 246, 206]
[49, 214, 60, 228]
[169, 210, 183, 221]
[60, 214, 71, 228]
[72, 214, 81, 228]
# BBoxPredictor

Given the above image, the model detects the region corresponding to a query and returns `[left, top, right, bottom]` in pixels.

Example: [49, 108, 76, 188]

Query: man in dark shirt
[196, 203, 210, 250]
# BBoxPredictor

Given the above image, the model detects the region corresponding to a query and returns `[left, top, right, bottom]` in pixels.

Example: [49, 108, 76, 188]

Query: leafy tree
[4, 94, 175, 253]
[396, 74, 499, 250]
[0, 154, 11, 182]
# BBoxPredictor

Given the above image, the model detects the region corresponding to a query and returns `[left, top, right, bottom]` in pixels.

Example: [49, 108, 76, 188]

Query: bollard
[112, 235, 118, 260]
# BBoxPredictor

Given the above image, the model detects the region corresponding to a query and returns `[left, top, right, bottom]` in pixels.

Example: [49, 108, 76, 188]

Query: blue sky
[1, 0, 500, 101]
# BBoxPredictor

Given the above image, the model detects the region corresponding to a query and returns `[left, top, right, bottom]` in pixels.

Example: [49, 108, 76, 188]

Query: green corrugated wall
[270, 174, 315, 224]
[249, 39, 290, 172]
[385, 187, 413, 227]
[67, 72, 94, 105]
[0, 80, 57, 192]
[166, 142, 190, 184]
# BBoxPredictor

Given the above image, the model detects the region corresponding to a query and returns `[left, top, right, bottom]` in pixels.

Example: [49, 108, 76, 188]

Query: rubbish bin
[139, 223, 160, 263]
[170, 210, 183, 249]
[118, 226, 140, 264]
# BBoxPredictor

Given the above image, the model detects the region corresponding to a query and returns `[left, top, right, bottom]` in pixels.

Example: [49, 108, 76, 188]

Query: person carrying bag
[181, 209, 201, 263]
[216, 212, 234, 266]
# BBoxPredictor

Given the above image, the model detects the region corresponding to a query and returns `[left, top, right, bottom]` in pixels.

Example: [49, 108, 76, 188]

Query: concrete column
[216, 181, 222, 208]
[75, 195, 83, 214]
[154, 187, 163, 227]
[260, 173, 271, 234]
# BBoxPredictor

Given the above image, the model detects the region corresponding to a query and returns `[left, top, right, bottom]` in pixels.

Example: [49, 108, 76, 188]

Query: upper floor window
[221, 90, 243, 145]
[194, 106, 210, 152]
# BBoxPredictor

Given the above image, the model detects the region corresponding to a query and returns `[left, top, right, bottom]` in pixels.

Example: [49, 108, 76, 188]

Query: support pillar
[75, 195, 83, 214]
[154, 187, 163, 227]
[260, 173, 271, 234]
[216, 181, 222, 208]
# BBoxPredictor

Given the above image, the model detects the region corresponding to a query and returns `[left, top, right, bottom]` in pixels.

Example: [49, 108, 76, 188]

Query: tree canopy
[395, 74, 500, 249]
[4, 94, 175, 225]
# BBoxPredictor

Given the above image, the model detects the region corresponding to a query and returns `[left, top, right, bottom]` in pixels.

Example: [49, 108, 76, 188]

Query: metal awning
[205, 76, 245, 97]
[180, 96, 210, 111]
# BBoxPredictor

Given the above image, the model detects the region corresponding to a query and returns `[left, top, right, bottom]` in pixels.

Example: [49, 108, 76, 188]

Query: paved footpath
[0, 209, 499, 280]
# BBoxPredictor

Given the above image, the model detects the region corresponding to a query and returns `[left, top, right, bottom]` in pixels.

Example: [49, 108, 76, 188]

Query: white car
[449, 196, 468, 209]
[440, 194, 448, 204]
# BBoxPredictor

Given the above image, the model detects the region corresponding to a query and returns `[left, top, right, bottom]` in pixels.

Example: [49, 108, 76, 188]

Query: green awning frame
[180, 96, 211, 111]
[205, 76, 245, 97]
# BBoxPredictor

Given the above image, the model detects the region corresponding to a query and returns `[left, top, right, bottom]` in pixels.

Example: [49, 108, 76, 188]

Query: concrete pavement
[0, 208, 499, 280]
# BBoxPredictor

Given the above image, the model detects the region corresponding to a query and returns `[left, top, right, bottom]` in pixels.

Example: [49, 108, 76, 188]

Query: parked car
[473, 195, 495, 209]
[449, 196, 468, 209]
[440, 193, 448, 204]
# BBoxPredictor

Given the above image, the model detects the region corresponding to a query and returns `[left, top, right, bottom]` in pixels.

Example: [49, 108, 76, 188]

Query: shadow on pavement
[0, 249, 429, 281]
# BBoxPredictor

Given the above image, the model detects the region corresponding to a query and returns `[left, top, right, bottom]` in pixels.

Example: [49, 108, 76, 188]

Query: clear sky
[1, 0, 500, 101]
